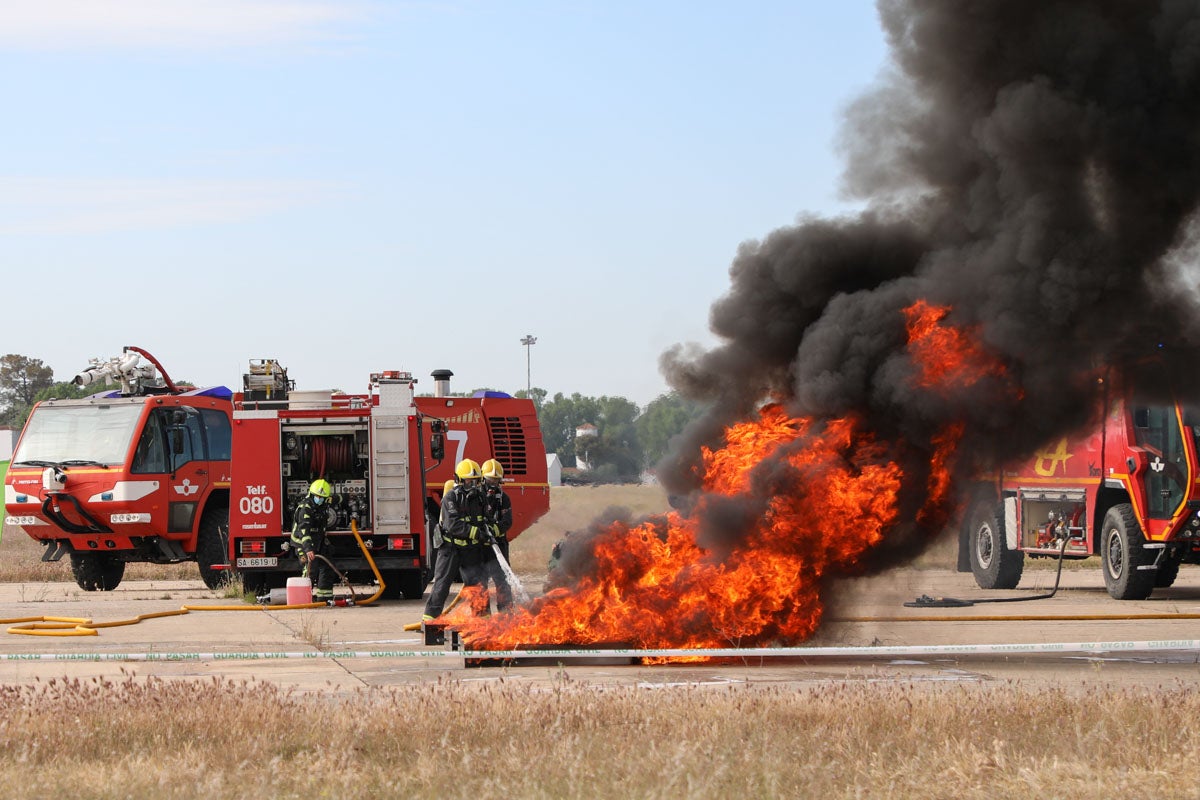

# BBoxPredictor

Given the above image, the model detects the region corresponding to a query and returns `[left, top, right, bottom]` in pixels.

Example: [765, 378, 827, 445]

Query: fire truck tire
[197, 506, 232, 590]
[968, 502, 1023, 590]
[70, 553, 125, 591]
[1155, 559, 1181, 589]
[1101, 503, 1155, 600]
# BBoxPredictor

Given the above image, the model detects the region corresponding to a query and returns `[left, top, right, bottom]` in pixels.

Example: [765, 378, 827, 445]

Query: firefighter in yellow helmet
[290, 478, 336, 603]
[423, 460, 487, 621]
[479, 458, 515, 611]
[423, 478, 458, 580]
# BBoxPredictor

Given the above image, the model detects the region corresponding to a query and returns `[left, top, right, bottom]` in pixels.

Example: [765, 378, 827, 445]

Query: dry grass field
[3, 674, 1200, 799]
[2, 483, 1198, 798]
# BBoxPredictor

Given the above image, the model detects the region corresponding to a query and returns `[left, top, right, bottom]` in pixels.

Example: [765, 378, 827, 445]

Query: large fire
[452, 302, 1005, 651]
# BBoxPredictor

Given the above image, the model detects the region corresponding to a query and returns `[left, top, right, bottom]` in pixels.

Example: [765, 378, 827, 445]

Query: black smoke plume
[659, 0, 1200, 545]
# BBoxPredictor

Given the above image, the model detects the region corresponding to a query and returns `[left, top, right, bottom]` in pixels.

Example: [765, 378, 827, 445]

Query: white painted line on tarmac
[3, 638, 1199, 662]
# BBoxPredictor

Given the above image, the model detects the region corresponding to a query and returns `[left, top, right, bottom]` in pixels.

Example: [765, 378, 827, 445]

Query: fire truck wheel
[70, 553, 125, 591]
[967, 502, 1023, 590]
[1101, 503, 1155, 600]
[1155, 558, 1181, 589]
[197, 506, 232, 590]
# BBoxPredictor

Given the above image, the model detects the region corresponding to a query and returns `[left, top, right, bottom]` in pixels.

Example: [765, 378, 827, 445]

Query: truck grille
[488, 416, 529, 475]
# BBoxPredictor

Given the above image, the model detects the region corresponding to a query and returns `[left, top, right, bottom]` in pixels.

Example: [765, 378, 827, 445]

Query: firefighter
[290, 478, 336, 604]
[424, 479, 455, 579]
[422, 460, 488, 621]
[480, 458, 514, 612]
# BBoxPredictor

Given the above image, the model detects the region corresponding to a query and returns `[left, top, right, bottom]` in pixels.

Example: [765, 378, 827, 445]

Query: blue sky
[1, 1, 888, 407]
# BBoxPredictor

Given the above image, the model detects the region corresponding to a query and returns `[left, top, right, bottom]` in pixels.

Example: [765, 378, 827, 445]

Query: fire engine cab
[3, 347, 233, 591]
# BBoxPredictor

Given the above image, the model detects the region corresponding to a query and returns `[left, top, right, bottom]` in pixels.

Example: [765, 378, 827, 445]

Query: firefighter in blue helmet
[422, 460, 487, 621]
[290, 478, 336, 604]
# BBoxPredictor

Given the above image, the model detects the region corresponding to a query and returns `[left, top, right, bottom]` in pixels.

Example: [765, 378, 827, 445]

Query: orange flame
[904, 300, 1008, 391]
[454, 302, 1004, 653]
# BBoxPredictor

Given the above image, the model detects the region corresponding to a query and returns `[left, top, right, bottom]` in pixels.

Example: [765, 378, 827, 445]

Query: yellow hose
[401, 588, 463, 631]
[7, 520, 389, 636]
[348, 519, 386, 605]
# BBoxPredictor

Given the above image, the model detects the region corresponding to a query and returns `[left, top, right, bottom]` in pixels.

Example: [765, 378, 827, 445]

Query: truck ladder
[371, 413, 411, 533]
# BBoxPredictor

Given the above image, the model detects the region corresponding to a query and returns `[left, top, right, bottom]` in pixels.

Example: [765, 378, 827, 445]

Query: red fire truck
[228, 362, 550, 599]
[2, 347, 234, 591]
[958, 381, 1200, 599]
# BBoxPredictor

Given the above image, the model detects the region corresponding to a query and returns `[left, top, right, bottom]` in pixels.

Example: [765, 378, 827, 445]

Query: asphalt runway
[0, 566, 1197, 692]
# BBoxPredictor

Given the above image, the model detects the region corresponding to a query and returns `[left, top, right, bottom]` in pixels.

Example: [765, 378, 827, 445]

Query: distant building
[0, 427, 15, 461]
[575, 423, 598, 470]
[546, 453, 563, 486]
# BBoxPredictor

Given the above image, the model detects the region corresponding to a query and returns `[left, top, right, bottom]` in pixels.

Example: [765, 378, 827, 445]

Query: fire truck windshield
[12, 404, 143, 467]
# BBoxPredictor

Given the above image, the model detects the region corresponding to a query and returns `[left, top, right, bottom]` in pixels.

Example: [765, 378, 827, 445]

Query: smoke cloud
[660, 0, 1200, 519]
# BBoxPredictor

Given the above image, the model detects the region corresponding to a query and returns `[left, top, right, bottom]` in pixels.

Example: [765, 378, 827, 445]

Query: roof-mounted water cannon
[73, 346, 177, 396]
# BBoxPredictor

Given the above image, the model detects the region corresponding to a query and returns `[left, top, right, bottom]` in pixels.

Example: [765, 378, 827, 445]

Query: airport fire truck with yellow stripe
[959, 381, 1200, 600]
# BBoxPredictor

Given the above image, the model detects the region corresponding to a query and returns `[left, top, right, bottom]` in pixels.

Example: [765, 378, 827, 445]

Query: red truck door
[161, 407, 212, 536]
[1130, 405, 1189, 524]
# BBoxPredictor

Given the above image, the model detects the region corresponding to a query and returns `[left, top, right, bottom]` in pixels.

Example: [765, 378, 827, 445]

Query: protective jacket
[290, 493, 336, 599]
[484, 484, 513, 542]
[290, 495, 330, 556]
[423, 482, 487, 619]
[440, 483, 490, 547]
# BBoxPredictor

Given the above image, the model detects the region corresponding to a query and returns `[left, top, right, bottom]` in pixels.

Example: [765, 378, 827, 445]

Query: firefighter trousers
[482, 544, 514, 612]
[423, 543, 485, 618]
[299, 537, 336, 600]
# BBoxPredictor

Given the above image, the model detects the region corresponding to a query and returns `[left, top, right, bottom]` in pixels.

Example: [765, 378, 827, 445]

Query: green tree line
[515, 388, 706, 483]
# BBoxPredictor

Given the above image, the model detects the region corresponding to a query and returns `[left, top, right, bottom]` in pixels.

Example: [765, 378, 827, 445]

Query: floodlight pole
[520, 334, 537, 396]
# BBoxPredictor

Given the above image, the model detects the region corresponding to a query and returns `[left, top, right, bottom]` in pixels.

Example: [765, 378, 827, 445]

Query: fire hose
[308, 437, 354, 477]
[401, 535, 525, 631]
[905, 536, 1070, 608]
[304, 553, 359, 606]
[4, 521, 387, 637]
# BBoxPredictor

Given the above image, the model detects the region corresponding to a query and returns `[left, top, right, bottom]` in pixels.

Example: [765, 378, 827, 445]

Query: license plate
[236, 557, 279, 568]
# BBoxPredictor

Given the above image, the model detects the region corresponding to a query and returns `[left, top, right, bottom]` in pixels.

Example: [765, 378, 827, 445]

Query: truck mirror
[170, 429, 185, 454]
[429, 419, 446, 461]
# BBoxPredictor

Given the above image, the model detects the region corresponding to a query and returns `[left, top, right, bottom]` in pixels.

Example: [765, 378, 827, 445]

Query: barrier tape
[1, 638, 1198, 662]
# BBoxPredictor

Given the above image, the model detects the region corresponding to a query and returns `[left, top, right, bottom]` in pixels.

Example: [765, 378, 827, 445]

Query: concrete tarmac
[0, 566, 1198, 692]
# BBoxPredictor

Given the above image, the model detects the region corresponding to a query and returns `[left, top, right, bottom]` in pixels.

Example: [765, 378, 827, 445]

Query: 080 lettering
[238, 496, 275, 515]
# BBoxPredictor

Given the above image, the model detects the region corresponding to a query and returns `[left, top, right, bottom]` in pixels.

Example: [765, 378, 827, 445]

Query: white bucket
[286, 576, 312, 605]
[289, 390, 332, 410]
